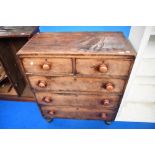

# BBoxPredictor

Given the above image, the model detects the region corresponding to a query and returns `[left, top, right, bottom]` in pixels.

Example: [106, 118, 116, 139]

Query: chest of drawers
[17, 32, 136, 124]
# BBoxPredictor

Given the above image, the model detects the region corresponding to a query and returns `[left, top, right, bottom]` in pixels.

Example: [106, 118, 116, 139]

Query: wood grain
[40, 105, 116, 121]
[0, 26, 39, 38]
[0, 40, 26, 95]
[0, 26, 38, 100]
[35, 92, 121, 108]
[18, 32, 136, 121]
[17, 32, 136, 56]
[76, 58, 133, 76]
[22, 57, 72, 75]
[28, 76, 126, 93]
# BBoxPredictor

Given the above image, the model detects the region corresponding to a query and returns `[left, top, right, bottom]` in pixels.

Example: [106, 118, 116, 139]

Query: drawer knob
[38, 80, 47, 88]
[48, 110, 55, 116]
[101, 113, 107, 119]
[42, 63, 51, 70]
[103, 99, 110, 105]
[105, 83, 114, 91]
[42, 96, 52, 103]
[99, 64, 108, 73]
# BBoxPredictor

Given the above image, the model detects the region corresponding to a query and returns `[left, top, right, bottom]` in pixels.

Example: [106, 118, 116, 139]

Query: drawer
[36, 92, 121, 108]
[28, 76, 126, 93]
[40, 106, 116, 121]
[76, 58, 133, 76]
[22, 57, 72, 75]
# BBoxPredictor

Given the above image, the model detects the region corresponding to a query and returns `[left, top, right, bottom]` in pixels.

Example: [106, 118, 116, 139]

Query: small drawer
[28, 76, 126, 93]
[35, 92, 121, 108]
[22, 57, 72, 75]
[76, 58, 133, 76]
[40, 106, 116, 121]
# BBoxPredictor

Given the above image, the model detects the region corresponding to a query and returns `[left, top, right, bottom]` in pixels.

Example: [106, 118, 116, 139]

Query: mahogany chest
[17, 32, 136, 124]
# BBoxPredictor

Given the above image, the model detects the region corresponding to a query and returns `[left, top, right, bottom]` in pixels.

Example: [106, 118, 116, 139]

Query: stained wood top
[0, 26, 39, 38]
[17, 32, 136, 56]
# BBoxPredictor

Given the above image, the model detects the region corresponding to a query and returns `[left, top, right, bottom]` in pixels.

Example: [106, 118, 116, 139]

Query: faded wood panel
[35, 92, 121, 108]
[0, 40, 26, 95]
[40, 105, 116, 121]
[0, 83, 17, 96]
[0, 26, 39, 38]
[28, 76, 125, 93]
[0, 26, 39, 99]
[22, 57, 73, 75]
[17, 32, 136, 56]
[76, 58, 132, 76]
[18, 32, 136, 121]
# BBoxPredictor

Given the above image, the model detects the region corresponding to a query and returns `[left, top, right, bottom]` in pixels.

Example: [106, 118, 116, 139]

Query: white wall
[116, 26, 155, 122]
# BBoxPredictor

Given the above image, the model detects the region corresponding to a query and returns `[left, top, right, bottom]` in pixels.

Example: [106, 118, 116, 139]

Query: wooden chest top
[18, 32, 136, 57]
[0, 26, 38, 38]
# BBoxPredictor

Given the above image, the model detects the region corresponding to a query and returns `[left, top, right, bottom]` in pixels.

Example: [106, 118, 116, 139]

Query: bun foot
[46, 118, 53, 123]
[104, 121, 112, 125]
[44, 117, 53, 123]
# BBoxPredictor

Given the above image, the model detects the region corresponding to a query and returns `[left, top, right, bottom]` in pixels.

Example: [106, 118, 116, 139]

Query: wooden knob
[103, 99, 110, 105]
[42, 96, 52, 103]
[99, 64, 108, 73]
[38, 80, 47, 88]
[48, 110, 55, 115]
[105, 83, 114, 91]
[101, 113, 107, 119]
[42, 62, 51, 70]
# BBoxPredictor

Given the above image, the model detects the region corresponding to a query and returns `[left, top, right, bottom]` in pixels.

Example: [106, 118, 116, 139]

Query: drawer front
[22, 57, 72, 75]
[76, 58, 132, 76]
[29, 76, 126, 93]
[40, 106, 116, 121]
[36, 92, 121, 108]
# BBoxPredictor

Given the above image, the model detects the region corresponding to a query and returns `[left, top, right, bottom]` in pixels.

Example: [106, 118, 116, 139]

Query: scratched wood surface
[22, 57, 72, 75]
[0, 26, 39, 101]
[35, 92, 121, 109]
[40, 105, 116, 121]
[28, 75, 126, 94]
[18, 32, 136, 122]
[76, 58, 133, 76]
[17, 32, 136, 56]
[0, 26, 39, 38]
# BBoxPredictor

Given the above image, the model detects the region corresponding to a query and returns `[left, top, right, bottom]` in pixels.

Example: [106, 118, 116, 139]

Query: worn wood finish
[0, 40, 26, 95]
[0, 61, 7, 82]
[0, 26, 39, 100]
[22, 57, 72, 75]
[76, 58, 133, 76]
[0, 84, 35, 101]
[35, 92, 121, 108]
[18, 32, 136, 122]
[17, 32, 136, 57]
[28, 76, 126, 93]
[0, 82, 16, 96]
[40, 106, 116, 121]
[0, 26, 39, 38]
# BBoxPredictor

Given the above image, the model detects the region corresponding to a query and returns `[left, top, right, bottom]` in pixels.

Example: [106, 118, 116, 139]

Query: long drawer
[76, 58, 132, 76]
[40, 106, 116, 121]
[22, 57, 72, 75]
[35, 92, 121, 108]
[28, 76, 126, 93]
